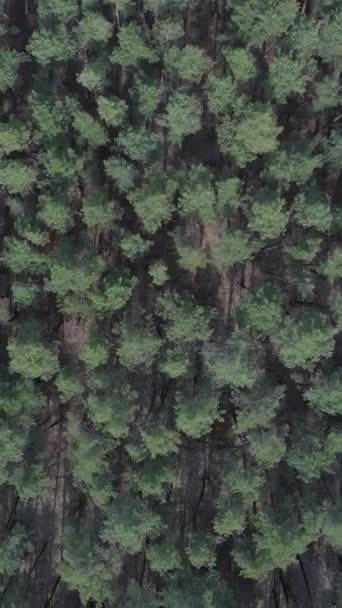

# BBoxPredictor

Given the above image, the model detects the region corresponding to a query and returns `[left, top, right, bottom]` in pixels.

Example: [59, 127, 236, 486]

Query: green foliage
[0, 50, 25, 92]
[0, 161, 36, 194]
[129, 184, 173, 233]
[166, 92, 202, 143]
[118, 323, 161, 369]
[225, 48, 256, 82]
[82, 196, 114, 229]
[206, 74, 237, 116]
[158, 292, 212, 344]
[0, 425, 26, 484]
[314, 76, 341, 112]
[223, 463, 264, 505]
[247, 191, 288, 240]
[159, 347, 190, 378]
[233, 508, 321, 580]
[101, 497, 161, 554]
[149, 261, 169, 286]
[87, 386, 137, 439]
[97, 95, 127, 127]
[119, 232, 152, 259]
[0, 120, 30, 157]
[216, 178, 241, 213]
[146, 541, 181, 574]
[305, 369, 342, 415]
[0, 528, 28, 577]
[60, 527, 119, 605]
[12, 281, 38, 309]
[117, 126, 160, 164]
[0, 377, 43, 419]
[238, 287, 284, 336]
[55, 367, 84, 402]
[269, 54, 316, 102]
[217, 107, 282, 166]
[8, 322, 59, 381]
[320, 11, 342, 63]
[267, 144, 323, 186]
[77, 60, 107, 91]
[28, 26, 76, 64]
[248, 428, 286, 469]
[135, 79, 161, 116]
[42, 143, 84, 184]
[29, 92, 69, 140]
[79, 336, 109, 370]
[77, 12, 112, 48]
[232, 0, 298, 47]
[47, 244, 105, 299]
[286, 428, 342, 481]
[104, 156, 135, 192]
[321, 248, 342, 282]
[2, 238, 45, 275]
[293, 185, 332, 232]
[210, 230, 255, 270]
[173, 45, 211, 83]
[284, 234, 322, 263]
[179, 165, 217, 224]
[234, 379, 285, 434]
[214, 498, 246, 538]
[111, 23, 157, 67]
[38, 195, 73, 232]
[175, 239, 207, 272]
[186, 533, 216, 569]
[11, 462, 48, 500]
[205, 330, 258, 390]
[141, 425, 180, 458]
[91, 274, 135, 315]
[37, 0, 79, 22]
[73, 110, 108, 147]
[175, 388, 222, 438]
[322, 508, 342, 551]
[16, 217, 48, 246]
[68, 419, 112, 507]
[134, 457, 176, 496]
[274, 312, 337, 369]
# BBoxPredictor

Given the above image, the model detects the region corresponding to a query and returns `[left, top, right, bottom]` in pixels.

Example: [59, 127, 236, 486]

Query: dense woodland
[1, 0, 342, 606]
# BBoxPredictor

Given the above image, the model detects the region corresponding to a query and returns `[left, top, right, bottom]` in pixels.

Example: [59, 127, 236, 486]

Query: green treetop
[87, 385, 137, 439]
[273, 311, 337, 369]
[166, 92, 202, 143]
[204, 329, 258, 390]
[293, 184, 332, 232]
[146, 540, 181, 574]
[157, 291, 213, 344]
[117, 322, 161, 369]
[100, 497, 161, 554]
[0, 120, 30, 157]
[111, 23, 157, 67]
[305, 369, 342, 415]
[8, 322, 59, 381]
[233, 378, 285, 433]
[172, 45, 211, 83]
[247, 190, 289, 240]
[60, 526, 120, 606]
[0, 50, 25, 92]
[231, 0, 298, 47]
[217, 106, 282, 166]
[237, 286, 285, 336]
[175, 387, 222, 438]
[97, 95, 127, 128]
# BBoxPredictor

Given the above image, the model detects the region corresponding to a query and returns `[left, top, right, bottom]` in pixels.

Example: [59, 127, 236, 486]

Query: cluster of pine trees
[0, 0, 342, 606]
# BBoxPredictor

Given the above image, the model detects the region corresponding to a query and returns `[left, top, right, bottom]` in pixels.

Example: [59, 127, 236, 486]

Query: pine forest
[1, 0, 342, 606]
